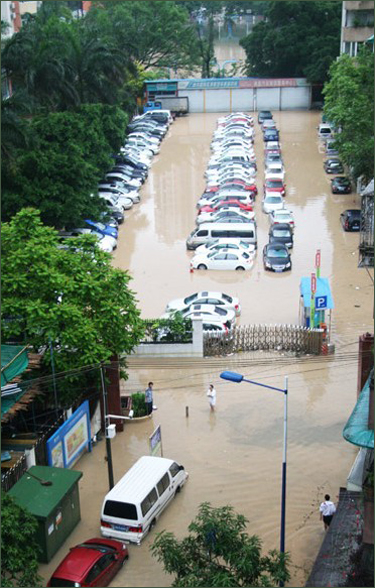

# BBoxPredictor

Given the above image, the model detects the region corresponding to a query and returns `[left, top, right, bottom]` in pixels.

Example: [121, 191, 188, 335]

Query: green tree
[86, 1, 199, 71]
[1, 493, 43, 587]
[1, 208, 145, 405]
[323, 47, 374, 182]
[1, 104, 128, 227]
[240, 1, 341, 84]
[151, 502, 290, 587]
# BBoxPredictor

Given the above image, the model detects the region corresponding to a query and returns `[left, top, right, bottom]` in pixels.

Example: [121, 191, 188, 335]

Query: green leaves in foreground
[151, 502, 290, 587]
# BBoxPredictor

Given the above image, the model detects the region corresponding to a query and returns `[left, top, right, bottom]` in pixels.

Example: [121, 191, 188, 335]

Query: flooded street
[39, 111, 373, 588]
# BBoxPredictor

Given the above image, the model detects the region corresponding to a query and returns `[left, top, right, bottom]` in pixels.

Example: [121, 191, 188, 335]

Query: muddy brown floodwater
[39, 112, 373, 588]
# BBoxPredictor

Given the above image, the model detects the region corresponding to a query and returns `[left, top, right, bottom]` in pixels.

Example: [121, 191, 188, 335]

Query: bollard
[185, 406, 189, 417]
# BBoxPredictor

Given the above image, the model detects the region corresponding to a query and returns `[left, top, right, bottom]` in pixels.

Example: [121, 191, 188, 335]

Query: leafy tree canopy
[1, 493, 43, 587]
[240, 1, 341, 84]
[151, 502, 290, 586]
[85, 1, 199, 71]
[323, 47, 374, 181]
[2, 104, 128, 227]
[1, 208, 144, 405]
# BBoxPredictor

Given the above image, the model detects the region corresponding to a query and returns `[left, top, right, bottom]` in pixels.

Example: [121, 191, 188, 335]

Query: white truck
[144, 96, 189, 116]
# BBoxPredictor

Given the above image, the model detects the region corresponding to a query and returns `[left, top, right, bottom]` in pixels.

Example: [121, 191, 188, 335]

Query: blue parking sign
[315, 295, 328, 309]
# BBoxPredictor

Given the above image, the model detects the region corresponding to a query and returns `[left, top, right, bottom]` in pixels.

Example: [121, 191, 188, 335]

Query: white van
[318, 123, 333, 139]
[100, 456, 188, 545]
[186, 222, 257, 250]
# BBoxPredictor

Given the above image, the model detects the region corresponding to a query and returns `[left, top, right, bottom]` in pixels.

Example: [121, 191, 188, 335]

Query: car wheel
[197, 264, 207, 270]
[235, 266, 245, 271]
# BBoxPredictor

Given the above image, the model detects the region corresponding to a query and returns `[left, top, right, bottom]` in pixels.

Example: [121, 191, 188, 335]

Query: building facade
[340, 1, 374, 56]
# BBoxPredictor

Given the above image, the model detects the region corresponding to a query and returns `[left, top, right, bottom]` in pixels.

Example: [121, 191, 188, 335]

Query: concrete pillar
[105, 355, 124, 432]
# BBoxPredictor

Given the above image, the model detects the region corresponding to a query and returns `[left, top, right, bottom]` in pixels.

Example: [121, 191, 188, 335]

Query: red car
[199, 198, 254, 214]
[205, 179, 258, 196]
[264, 178, 286, 197]
[47, 538, 129, 587]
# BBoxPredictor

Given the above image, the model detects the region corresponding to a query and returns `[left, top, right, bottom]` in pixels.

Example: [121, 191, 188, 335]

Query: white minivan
[186, 222, 257, 250]
[100, 456, 188, 545]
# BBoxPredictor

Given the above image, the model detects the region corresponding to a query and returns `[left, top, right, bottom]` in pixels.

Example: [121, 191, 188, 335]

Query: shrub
[131, 392, 147, 417]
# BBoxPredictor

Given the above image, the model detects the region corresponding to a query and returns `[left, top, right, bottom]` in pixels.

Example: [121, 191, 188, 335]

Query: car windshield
[268, 248, 288, 258]
[90, 231, 104, 240]
[273, 230, 290, 237]
[268, 180, 282, 187]
[266, 197, 282, 203]
[184, 294, 198, 305]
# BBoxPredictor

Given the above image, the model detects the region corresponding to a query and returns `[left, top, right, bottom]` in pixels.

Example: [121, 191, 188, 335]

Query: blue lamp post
[220, 370, 288, 583]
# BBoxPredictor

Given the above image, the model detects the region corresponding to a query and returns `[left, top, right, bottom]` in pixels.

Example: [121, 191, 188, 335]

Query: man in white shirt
[319, 494, 336, 530]
[207, 384, 216, 412]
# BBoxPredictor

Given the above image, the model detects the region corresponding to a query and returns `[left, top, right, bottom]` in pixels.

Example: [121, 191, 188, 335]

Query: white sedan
[165, 291, 241, 316]
[161, 303, 236, 327]
[262, 192, 285, 214]
[264, 163, 285, 182]
[196, 238, 256, 256]
[197, 207, 255, 225]
[269, 208, 295, 230]
[191, 248, 254, 271]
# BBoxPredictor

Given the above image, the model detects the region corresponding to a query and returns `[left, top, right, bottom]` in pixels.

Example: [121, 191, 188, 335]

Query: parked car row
[162, 290, 242, 335]
[187, 112, 258, 271]
[317, 117, 359, 232]
[59, 110, 173, 252]
[260, 112, 293, 273]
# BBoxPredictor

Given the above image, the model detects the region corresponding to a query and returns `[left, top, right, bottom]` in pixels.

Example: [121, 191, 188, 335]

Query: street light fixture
[220, 370, 288, 585]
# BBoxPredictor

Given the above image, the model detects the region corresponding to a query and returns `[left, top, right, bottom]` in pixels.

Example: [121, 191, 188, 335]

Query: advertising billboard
[47, 400, 91, 468]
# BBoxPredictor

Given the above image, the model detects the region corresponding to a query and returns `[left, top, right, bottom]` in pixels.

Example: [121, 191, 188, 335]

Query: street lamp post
[220, 370, 288, 585]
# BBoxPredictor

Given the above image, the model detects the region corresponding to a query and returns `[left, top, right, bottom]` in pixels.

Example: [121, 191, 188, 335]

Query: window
[141, 488, 158, 516]
[226, 254, 238, 260]
[222, 294, 233, 303]
[157, 473, 170, 497]
[104, 500, 138, 520]
[85, 562, 102, 584]
[169, 462, 182, 478]
[197, 230, 208, 237]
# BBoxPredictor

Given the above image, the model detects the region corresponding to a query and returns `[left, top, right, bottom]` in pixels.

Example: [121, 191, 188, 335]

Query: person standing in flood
[207, 384, 216, 412]
[145, 382, 154, 416]
[319, 494, 336, 530]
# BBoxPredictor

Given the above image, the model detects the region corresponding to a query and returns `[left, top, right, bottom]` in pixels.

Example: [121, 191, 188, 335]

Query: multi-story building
[340, 1, 374, 56]
[1, 1, 41, 37]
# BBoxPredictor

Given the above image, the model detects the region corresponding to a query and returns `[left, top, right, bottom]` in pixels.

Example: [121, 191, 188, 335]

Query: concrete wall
[132, 318, 203, 358]
[180, 85, 311, 113]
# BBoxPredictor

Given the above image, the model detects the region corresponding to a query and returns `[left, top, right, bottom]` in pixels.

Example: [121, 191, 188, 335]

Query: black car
[331, 176, 352, 194]
[324, 158, 344, 174]
[264, 130, 279, 143]
[263, 243, 292, 272]
[268, 223, 294, 248]
[258, 110, 273, 124]
[340, 209, 361, 232]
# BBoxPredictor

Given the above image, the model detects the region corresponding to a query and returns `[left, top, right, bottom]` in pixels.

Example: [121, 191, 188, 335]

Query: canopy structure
[1, 345, 29, 387]
[299, 277, 334, 309]
[343, 373, 374, 450]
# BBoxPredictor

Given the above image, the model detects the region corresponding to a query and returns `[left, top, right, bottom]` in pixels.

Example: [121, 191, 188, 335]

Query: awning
[299, 277, 334, 309]
[343, 374, 374, 449]
[1, 345, 29, 387]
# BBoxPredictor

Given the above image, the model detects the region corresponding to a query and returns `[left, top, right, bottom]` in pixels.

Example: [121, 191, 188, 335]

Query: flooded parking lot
[39, 111, 373, 587]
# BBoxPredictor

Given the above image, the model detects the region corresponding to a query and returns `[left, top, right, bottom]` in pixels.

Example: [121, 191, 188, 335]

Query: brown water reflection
[39, 111, 373, 588]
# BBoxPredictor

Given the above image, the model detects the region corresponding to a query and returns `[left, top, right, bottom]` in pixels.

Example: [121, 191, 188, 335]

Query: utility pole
[100, 362, 114, 490]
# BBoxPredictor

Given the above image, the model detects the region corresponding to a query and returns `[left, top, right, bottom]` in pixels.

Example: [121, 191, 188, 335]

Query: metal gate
[204, 324, 324, 356]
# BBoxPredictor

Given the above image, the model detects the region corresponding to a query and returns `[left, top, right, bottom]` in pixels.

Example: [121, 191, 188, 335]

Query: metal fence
[204, 324, 324, 356]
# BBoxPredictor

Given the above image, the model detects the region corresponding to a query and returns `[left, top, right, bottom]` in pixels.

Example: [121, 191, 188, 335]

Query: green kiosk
[9, 465, 82, 563]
